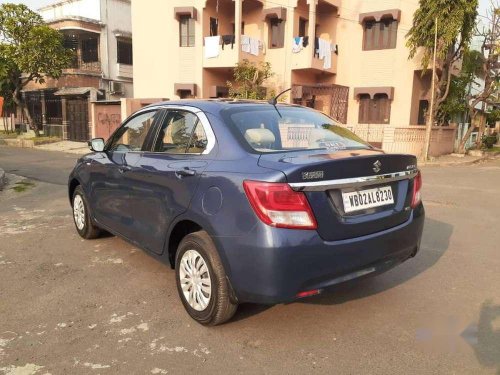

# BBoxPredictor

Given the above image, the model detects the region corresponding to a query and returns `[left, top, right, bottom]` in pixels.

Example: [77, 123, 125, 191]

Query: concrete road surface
[0, 146, 499, 374]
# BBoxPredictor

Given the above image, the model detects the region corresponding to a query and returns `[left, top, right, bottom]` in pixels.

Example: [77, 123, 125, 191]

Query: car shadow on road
[301, 217, 453, 306]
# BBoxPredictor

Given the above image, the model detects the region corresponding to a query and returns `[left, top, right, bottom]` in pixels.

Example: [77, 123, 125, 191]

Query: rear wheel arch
[167, 219, 203, 268]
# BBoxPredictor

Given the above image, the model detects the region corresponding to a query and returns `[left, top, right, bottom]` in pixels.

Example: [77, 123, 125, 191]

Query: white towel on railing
[292, 37, 303, 53]
[241, 35, 250, 53]
[205, 36, 221, 58]
[318, 38, 332, 69]
[249, 38, 259, 56]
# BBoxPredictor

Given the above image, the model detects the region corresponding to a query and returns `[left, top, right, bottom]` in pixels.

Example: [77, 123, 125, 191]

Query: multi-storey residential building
[23, 0, 133, 141]
[131, 0, 457, 156]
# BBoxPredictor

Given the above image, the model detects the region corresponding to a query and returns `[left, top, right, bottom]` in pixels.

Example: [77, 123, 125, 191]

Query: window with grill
[358, 94, 391, 124]
[269, 18, 285, 48]
[363, 18, 397, 50]
[117, 39, 133, 65]
[180, 15, 195, 47]
[81, 37, 99, 62]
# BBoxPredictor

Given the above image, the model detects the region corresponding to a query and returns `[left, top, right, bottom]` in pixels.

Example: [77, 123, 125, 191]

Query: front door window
[107, 111, 157, 152]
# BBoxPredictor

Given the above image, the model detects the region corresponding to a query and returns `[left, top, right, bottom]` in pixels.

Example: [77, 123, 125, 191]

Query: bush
[482, 133, 497, 149]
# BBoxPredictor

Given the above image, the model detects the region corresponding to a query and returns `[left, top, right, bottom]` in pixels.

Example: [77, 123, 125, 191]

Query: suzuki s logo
[373, 160, 382, 173]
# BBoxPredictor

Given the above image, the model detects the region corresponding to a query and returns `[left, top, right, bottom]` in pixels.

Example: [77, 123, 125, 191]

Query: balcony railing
[203, 35, 263, 68]
[66, 56, 101, 73]
[291, 40, 337, 74]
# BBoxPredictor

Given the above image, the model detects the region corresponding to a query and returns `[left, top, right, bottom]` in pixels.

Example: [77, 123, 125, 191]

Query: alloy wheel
[179, 249, 212, 311]
[73, 194, 85, 230]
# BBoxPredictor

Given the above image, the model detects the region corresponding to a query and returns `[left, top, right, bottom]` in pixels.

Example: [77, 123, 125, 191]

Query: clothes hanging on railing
[205, 36, 220, 58]
[249, 37, 259, 56]
[292, 37, 303, 53]
[241, 35, 261, 56]
[241, 35, 250, 53]
[221, 35, 235, 49]
[317, 38, 333, 69]
[303, 36, 309, 48]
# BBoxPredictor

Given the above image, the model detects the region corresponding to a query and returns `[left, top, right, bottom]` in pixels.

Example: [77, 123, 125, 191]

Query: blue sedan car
[69, 100, 424, 325]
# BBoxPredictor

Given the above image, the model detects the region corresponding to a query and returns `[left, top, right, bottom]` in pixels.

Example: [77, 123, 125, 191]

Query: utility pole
[423, 17, 438, 161]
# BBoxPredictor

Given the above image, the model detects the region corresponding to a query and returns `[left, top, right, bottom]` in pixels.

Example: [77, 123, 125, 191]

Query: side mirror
[88, 138, 105, 152]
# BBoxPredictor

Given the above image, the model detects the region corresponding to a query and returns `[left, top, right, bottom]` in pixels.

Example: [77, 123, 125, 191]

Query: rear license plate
[342, 186, 394, 213]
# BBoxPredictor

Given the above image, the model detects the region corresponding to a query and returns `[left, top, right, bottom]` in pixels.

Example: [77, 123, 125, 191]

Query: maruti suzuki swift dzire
[69, 100, 424, 325]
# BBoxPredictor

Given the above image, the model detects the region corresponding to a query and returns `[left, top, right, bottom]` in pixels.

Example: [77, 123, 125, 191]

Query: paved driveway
[0, 147, 499, 374]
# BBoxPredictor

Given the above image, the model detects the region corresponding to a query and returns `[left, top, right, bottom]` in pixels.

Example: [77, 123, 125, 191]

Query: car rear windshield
[222, 105, 371, 153]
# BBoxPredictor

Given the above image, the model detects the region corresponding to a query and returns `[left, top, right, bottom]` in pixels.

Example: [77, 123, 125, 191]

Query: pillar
[40, 90, 47, 136]
[234, 0, 243, 51]
[61, 97, 68, 140]
[307, 0, 317, 43]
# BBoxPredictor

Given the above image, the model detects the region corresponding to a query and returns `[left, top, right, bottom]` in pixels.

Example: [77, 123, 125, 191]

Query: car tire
[175, 230, 238, 326]
[72, 185, 101, 239]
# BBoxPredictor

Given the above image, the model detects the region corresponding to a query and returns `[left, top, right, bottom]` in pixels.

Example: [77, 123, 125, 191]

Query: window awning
[174, 83, 196, 96]
[262, 7, 287, 21]
[359, 9, 401, 23]
[174, 6, 197, 20]
[354, 87, 394, 100]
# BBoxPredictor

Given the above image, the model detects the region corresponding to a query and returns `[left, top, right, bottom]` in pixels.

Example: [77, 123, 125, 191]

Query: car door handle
[118, 165, 132, 173]
[175, 168, 196, 177]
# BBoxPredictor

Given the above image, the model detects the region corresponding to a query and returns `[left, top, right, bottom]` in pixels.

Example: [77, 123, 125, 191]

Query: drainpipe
[101, 0, 111, 99]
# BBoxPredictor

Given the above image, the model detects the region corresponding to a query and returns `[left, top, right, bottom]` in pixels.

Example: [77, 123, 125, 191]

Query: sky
[0, 0, 493, 15]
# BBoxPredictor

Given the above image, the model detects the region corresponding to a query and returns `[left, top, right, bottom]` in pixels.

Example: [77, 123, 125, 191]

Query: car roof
[143, 99, 303, 113]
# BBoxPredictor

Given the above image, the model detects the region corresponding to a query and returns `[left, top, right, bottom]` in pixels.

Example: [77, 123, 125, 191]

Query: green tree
[458, 5, 499, 152]
[227, 60, 274, 100]
[439, 49, 485, 123]
[0, 3, 73, 135]
[406, 0, 478, 125]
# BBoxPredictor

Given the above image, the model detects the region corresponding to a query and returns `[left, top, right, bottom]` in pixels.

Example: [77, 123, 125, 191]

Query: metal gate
[24, 91, 43, 130]
[67, 98, 89, 141]
[292, 84, 349, 124]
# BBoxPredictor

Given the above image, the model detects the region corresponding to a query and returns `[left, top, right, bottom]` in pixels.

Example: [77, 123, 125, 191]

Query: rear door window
[153, 110, 208, 154]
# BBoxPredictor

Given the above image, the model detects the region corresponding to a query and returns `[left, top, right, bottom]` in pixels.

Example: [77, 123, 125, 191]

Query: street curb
[420, 152, 500, 167]
[0, 167, 5, 191]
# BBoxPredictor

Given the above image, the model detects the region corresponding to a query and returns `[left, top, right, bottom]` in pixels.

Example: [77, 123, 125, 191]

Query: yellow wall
[132, 0, 423, 126]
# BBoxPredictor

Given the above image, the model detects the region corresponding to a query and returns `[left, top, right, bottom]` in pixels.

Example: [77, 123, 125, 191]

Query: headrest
[244, 128, 276, 147]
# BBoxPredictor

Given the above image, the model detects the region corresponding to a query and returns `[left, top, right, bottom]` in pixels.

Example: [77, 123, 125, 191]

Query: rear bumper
[215, 204, 425, 304]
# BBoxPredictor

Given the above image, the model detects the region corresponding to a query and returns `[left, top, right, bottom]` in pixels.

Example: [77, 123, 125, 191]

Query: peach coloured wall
[91, 102, 122, 140]
[334, 0, 423, 127]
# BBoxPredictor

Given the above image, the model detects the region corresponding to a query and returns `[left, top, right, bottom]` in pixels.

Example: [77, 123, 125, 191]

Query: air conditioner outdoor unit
[109, 81, 123, 94]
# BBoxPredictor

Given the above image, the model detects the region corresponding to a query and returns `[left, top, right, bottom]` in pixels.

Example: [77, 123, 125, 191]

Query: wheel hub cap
[73, 195, 85, 230]
[179, 250, 212, 311]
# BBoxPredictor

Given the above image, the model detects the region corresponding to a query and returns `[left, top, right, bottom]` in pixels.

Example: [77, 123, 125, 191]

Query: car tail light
[243, 180, 317, 230]
[411, 171, 422, 208]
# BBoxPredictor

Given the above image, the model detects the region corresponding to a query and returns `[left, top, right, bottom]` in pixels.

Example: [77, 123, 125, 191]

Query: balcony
[202, 0, 264, 68]
[63, 29, 102, 75]
[291, 44, 337, 74]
